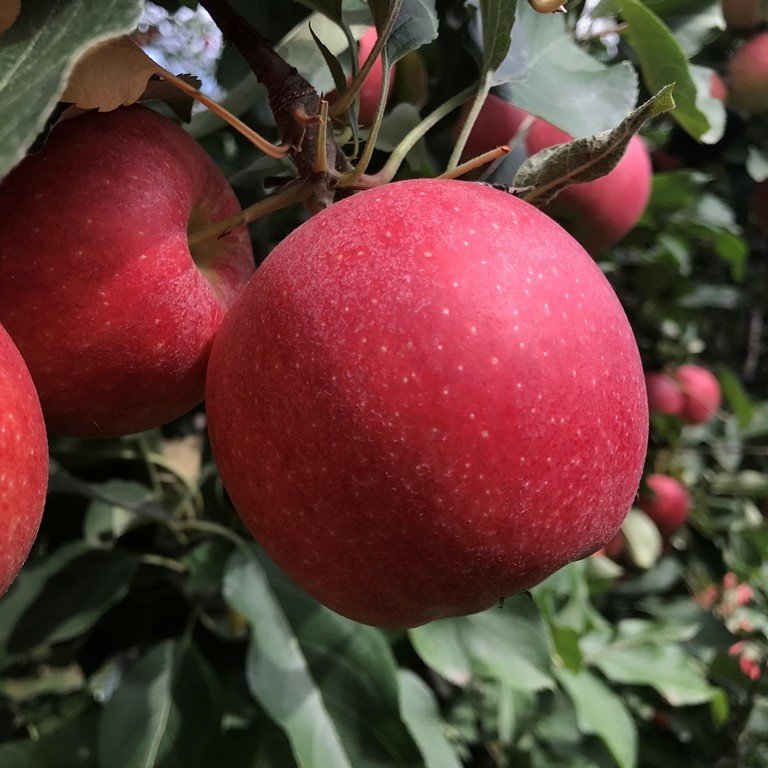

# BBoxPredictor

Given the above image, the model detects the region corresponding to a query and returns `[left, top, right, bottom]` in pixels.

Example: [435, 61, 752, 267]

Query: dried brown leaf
[60, 35, 199, 120]
[0, 0, 20, 35]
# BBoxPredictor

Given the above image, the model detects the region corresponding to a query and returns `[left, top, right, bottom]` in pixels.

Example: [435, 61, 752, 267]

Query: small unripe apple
[639, 474, 691, 535]
[645, 372, 685, 416]
[675, 364, 721, 424]
[0, 106, 254, 437]
[0, 324, 48, 597]
[723, 0, 764, 29]
[459, 95, 652, 254]
[728, 32, 768, 114]
[207, 178, 649, 627]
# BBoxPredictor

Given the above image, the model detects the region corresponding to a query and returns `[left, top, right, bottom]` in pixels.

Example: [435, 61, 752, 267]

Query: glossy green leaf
[409, 595, 553, 691]
[618, 0, 712, 141]
[0, 0, 143, 181]
[398, 671, 462, 768]
[99, 640, 220, 768]
[492, 0, 638, 137]
[557, 668, 637, 768]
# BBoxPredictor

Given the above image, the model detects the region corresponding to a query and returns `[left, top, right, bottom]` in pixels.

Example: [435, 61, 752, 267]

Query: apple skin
[728, 33, 768, 115]
[0, 324, 48, 597]
[723, 0, 763, 29]
[0, 106, 254, 437]
[639, 474, 690, 536]
[645, 372, 685, 416]
[675, 364, 721, 424]
[460, 95, 652, 254]
[206, 178, 649, 628]
[710, 72, 728, 102]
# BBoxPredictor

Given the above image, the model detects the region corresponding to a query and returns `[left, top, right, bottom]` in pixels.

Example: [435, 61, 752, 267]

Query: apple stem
[445, 71, 493, 173]
[188, 181, 311, 246]
[437, 146, 510, 180]
[328, 0, 404, 119]
[314, 101, 330, 173]
[161, 71, 291, 159]
[335, 47, 394, 187]
[348, 84, 476, 188]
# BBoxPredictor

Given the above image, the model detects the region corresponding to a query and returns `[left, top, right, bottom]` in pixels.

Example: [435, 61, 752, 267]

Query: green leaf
[0, 543, 89, 664]
[747, 146, 768, 182]
[557, 668, 637, 768]
[99, 640, 220, 768]
[515, 85, 675, 206]
[0, 0, 143, 181]
[0, 708, 100, 767]
[618, 0, 712, 142]
[398, 671, 463, 768]
[479, 0, 517, 74]
[384, 0, 439, 65]
[83, 480, 154, 546]
[690, 64, 726, 144]
[718, 367, 754, 428]
[623, 508, 663, 569]
[222, 550, 354, 768]
[6, 548, 138, 654]
[552, 626, 583, 671]
[590, 644, 716, 706]
[409, 594, 553, 691]
[492, 0, 638, 137]
[224, 549, 425, 768]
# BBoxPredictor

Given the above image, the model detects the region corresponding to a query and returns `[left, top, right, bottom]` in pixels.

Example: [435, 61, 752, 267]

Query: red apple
[329, 27, 396, 127]
[357, 26, 395, 126]
[639, 474, 690, 535]
[0, 324, 48, 597]
[723, 0, 764, 29]
[0, 105, 254, 437]
[674, 364, 721, 424]
[459, 95, 652, 254]
[645, 372, 685, 416]
[206, 178, 649, 627]
[710, 72, 728, 102]
[728, 32, 768, 114]
[753, 181, 768, 234]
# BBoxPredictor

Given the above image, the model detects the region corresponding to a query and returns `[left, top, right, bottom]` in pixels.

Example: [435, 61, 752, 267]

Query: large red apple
[206, 179, 649, 628]
[0, 106, 254, 437]
[728, 32, 768, 114]
[459, 95, 652, 254]
[675, 364, 721, 424]
[639, 474, 690, 536]
[0, 324, 48, 597]
[645, 372, 685, 416]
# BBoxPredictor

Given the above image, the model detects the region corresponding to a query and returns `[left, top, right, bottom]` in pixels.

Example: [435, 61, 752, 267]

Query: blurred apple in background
[728, 32, 768, 114]
[675, 364, 721, 424]
[640, 474, 691, 536]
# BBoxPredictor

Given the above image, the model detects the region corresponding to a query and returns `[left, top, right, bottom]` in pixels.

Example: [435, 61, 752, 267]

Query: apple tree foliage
[1, 0, 768, 766]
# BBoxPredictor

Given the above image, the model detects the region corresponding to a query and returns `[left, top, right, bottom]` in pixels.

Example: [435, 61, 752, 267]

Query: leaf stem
[437, 145, 510, 180]
[446, 71, 493, 172]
